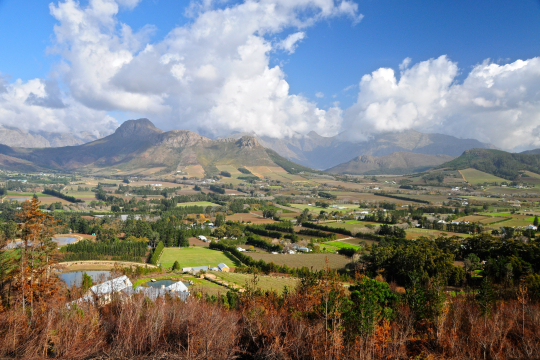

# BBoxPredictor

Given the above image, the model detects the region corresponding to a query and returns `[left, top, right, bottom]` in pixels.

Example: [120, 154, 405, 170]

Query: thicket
[209, 184, 225, 194]
[43, 188, 83, 203]
[62, 240, 147, 263]
[245, 236, 282, 252]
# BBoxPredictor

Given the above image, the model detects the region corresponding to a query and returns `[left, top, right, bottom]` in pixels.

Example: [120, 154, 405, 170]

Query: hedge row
[149, 241, 165, 265]
[245, 225, 282, 239]
[301, 222, 353, 236]
[297, 228, 337, 240]
[374, 192, 430, 204]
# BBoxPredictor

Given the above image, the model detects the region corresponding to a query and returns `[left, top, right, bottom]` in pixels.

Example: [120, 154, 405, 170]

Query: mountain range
[0, 119, 514, 176]
[226, 129, 496, 170]
[0, 125, 102, 148]
[0, 119, 312, 176]
[326, 152, 455, 175]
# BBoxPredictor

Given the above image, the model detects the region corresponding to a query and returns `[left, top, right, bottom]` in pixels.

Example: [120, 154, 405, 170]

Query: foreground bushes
[1, 279, 540, 359]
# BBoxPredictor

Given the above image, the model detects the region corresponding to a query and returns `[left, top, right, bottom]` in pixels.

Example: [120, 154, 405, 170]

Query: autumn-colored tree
[13, 198, 62, 318]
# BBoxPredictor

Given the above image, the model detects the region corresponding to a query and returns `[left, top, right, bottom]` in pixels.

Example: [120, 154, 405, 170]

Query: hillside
[227, 129, 495, 169]
[522, 148, 540, 155]
[0, 119, 318, 177]
[436, 148, 540, 180]
[326, 151, 454, 175]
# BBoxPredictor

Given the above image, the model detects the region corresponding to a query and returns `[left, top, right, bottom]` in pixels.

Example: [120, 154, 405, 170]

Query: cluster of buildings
[69, 275, 190, 307]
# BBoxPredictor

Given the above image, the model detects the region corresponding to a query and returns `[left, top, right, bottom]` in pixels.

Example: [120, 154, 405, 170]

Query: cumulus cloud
[344, 56, 540, 150]
[34, 0, 359, 138]
[315, 92, 324, 98]
[0, 77, 117, 134]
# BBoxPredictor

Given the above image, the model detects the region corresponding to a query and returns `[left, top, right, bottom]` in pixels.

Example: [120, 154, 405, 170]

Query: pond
[60, 271, 112, 288]
[8, 197, 30, 202]
[143, 280, 191, 289]
[5, 236, 78, 249]
[54, 236, 79, 246]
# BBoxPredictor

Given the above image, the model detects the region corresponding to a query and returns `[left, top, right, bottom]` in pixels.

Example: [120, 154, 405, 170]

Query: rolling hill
[326, 151, 455, 175]
[436, 148, 540, 180]
[0, 119, 319, 177]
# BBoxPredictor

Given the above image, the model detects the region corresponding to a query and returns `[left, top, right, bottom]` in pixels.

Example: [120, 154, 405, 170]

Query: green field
[212, 272, 299, 293]
[460, 168, 506, 185]
[158, 247, 239, 268]
[322, 241, 361, 250]
[7, 192, 52, 197]
[176, 201, 221, 207]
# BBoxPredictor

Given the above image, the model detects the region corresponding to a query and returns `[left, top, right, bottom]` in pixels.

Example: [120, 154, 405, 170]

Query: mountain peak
[236, 135, 261, 149]
[114, 118, 163, 138]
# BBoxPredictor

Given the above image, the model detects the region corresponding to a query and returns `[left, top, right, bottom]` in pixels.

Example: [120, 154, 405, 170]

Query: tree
[534, 216, 539, 227]
[344, 277, 397, 337]
[81, 272, 93, 291]
[14, 198, 61, 318]
[172, 260, 181, 271]
[214, 213, 225, 227]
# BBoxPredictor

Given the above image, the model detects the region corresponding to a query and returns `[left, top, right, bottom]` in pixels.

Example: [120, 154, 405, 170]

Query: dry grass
[246, 252, 350, 270]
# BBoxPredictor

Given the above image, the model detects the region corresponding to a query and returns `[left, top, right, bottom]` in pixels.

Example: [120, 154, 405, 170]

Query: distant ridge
[227, 129, 496, 169]
[326, 151, 455, 175]
[521, 148, 540, 155]
[0, 125, 103, 148]
[436, 148, 540, 180]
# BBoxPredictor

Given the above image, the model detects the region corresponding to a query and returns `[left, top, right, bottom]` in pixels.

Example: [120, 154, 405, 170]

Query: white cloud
[32, 0, 360, 138]
[315, 92, 324, 98]
[345, 56, 540, 150]
[277, 32, 305, 54]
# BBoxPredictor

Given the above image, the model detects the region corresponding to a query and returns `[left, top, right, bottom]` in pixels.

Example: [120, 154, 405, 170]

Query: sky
[1, 0, 540, 151]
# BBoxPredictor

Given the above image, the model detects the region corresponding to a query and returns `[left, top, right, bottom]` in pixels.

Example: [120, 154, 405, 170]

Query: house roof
[89, 275, 132, 296]
[218, 263, 229, 270]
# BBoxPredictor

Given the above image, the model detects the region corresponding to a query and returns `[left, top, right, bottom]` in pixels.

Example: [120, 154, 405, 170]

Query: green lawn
[176, 201, 221, 207]
[158, 247, 239, 268]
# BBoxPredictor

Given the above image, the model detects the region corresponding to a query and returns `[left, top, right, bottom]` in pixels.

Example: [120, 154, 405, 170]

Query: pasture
[158, 247, 239, 269]
[460, 168, 506, 185]
[226, 213, 277, 224]
[322, 241, 362, 250]
[246, 253, 350, 270]
[177, 201, 221, 207]
[211, 272, 299, 293]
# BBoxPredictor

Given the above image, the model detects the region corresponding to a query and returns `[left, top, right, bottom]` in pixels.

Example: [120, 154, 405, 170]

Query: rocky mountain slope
[0, 125, 101, 148]
[327, 152, 455, 175]
[0, 119, 301, 175]
[227, 129, 496, 170]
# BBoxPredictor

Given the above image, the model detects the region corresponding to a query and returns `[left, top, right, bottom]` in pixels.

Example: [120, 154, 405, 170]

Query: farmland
[459, 168, 507, 185]
[211, 272, 299, 293]
[246, 253, 350, 270]
[158, 247, 239, 269]
[177, 201, 221, 207]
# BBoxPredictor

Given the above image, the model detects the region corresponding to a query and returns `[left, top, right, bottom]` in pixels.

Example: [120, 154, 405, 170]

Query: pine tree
[534, 216, 539, 227]
[172, 260, 180, 271]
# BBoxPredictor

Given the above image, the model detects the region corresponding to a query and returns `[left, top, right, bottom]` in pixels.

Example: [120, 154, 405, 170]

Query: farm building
[218, 263, 230, 272]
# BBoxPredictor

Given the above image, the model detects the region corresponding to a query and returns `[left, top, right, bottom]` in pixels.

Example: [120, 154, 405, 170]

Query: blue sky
[1, 0, 540, 150]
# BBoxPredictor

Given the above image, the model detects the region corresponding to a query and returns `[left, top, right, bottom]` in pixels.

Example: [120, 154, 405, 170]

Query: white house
[198, 235, 208, 242]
